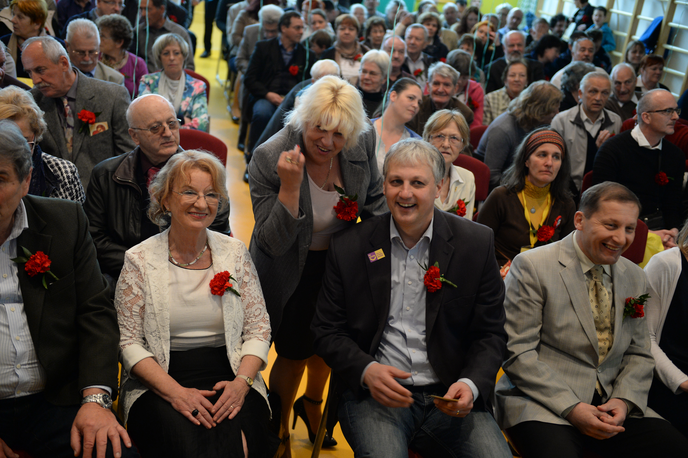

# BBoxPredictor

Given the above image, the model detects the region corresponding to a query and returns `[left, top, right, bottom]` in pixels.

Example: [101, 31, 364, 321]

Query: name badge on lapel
[367, 249, 385, 262]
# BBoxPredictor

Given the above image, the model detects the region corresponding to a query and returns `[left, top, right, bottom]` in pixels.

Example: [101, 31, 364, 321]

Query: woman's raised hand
[277, 145, 305, 192]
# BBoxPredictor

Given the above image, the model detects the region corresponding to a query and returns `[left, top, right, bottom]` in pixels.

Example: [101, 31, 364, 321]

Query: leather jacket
[84, 146, 231, 281]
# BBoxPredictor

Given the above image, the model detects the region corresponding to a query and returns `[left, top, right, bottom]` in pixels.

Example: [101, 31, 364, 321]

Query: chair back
[581, 171, 594, 194]
[621, 219, 648, 264]
[453, 154, 490, 201]
[185, 69, 210, 101]
[179, 130, 227, 165]
[469, 125, 488, 151]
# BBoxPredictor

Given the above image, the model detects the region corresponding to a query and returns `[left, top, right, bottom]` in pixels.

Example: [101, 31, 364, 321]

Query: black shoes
[200, 50, 211, 58]
[243, 167, 249, 183]
[292, 395, 337, 448]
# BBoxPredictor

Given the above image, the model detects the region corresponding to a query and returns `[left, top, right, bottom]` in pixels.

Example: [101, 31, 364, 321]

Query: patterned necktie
[146, 167, 160, 189]
[588, 265, 613, 395]
[62, 97, 74, 155]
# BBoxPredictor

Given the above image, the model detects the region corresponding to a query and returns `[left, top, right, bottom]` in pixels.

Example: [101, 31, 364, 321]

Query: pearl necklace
[169, 242, 208, 267]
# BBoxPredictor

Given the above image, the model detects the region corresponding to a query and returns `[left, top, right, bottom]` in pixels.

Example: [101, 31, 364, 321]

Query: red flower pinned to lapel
[289, 65, 299, 76]
[353, 54, 362, 62]
[77, 109, 102, 134]
[413, 68, 423, 78]
[210, 271, 241, 297]
[623, 294, 649, 319]
[655, 172, 671, 186]
[448, 199, 468, 217]
[333, 184, 359, 221]
[420, 261, 457, 293]
[440, 57, 446, 63]
[12, 246, 60, 289]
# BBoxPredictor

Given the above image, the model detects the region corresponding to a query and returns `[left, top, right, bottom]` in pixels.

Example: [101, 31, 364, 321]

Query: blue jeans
[339, 386, 512, 458]
[247, 97, 278, 155]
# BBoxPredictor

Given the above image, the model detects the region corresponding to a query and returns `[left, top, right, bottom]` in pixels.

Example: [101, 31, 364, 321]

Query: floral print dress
[139, 72, 209, 132]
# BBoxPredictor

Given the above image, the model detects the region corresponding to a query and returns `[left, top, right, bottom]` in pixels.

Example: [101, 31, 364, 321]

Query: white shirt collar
[572, 231, 612, 277]
[631, 124, 662, 150]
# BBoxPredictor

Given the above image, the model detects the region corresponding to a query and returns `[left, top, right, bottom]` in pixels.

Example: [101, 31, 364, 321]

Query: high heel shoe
[292, 395, 338, 448]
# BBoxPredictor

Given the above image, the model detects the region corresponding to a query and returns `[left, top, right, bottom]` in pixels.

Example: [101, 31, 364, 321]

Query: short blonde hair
[148, 150, 229, 225]
[422, 109, 469, 154]
[0, 85, 47, 140]
[152, 33, 189, 70]
[285, 75, 370, 150]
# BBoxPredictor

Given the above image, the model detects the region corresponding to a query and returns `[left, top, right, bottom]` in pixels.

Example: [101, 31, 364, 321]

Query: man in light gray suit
[22, 36, 134, 190]
[65, 19, 125, 85]
[495, 182, 688, 457]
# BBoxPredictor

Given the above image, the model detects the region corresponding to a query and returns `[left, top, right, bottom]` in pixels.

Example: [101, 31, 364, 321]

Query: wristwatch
[237, 375, 253, 387]
[81, 393, 113, 410]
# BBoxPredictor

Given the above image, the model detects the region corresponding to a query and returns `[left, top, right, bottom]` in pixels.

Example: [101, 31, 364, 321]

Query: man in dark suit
[22, 36, 134, 190]
[312, 139, 511, 457]
[244, 11, 315, 164]
[486, 30, 545, 94]
[0, 121, 138, 458]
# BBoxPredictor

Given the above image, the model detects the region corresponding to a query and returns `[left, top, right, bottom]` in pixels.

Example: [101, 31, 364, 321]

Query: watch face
[102, 394, 113, 408]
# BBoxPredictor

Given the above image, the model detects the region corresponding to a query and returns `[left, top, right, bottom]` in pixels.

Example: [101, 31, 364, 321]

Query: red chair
[453, 154, 490, 202]
[179, 129, 227, 165]
[581, 170, 594, 194]
[469, 125, 488, 151]
[621, 219, 648, 265]
[185, 69, 210, 102]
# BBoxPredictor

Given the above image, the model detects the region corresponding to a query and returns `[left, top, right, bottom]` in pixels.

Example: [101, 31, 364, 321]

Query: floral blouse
[138, 72, 209, 132]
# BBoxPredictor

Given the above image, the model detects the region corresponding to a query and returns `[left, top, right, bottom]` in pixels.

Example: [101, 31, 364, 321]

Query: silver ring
[230, 404, 234, 409]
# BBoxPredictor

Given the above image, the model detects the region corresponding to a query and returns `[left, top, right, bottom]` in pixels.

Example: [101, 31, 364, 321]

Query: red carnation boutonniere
[531, 215, 561, 244]
[413, 68, 423, 78]
[288, 65, 300, 76]
[12, 246, 59, 289]
[169, 14, 178, 23]
[333, 184, 359, 221]
[77, 109, 101, 134]
[466, 97, 479, 111]
[420, 261, 457, 293]
[623, 294, 649, 319]
[353, 53, 362, 62]
[439, 57, 446, 63]
[448, 198, 469, 217]
[655, 171, 673, 186]
[210, 271, 241, 297]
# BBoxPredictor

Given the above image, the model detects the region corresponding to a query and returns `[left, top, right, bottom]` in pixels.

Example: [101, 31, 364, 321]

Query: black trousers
[204, 0, 219, 52]
[0, 393, 139, 458]
[507, 417, 688, 458]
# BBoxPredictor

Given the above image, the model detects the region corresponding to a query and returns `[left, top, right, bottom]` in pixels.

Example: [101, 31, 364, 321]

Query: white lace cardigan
[115, 228, 272, 423]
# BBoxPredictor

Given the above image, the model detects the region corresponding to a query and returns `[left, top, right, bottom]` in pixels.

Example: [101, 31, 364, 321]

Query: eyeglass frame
[100, 0, 126, 7]
[172, 190, 222, 205]
[429, 133, 465, 147]
[130, 119, 182, 135]
[645, 107, 681, 116]
[69, 49, 101, 58]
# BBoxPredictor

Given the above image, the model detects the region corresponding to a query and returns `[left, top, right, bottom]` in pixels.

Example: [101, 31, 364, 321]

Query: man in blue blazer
[312, 139, 511, 457]
[0, 121, 137, 458]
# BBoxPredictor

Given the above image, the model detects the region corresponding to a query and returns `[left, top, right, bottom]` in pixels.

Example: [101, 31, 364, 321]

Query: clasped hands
[363, 363, 474, 417]
[169, 379, 250, 430]
[566, 398, 628, 440]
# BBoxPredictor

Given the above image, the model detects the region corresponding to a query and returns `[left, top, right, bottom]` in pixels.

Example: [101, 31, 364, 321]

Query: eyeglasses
[173, 190, 221, 205]
[70, 50, 100, 58]
[28, 141, 35, 152]
[430, 134, 464, 147]
[100, 0, 125, 6]
[646, 107, 681, 116]
[131, 119, 181, 135]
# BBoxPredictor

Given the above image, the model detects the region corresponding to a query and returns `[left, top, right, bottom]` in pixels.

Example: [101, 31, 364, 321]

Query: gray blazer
[248, 123, 387, 332]
[495, 233, 658, 429]
[31, 70, 135, 190]
[93, 61, 125, 86]
[236, 23, 261, 74]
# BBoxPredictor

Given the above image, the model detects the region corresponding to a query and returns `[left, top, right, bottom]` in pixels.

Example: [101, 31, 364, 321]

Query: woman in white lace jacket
[115, 150, 279, 457]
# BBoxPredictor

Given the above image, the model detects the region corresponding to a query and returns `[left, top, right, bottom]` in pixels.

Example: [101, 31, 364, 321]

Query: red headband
[525, 130, 565, 158]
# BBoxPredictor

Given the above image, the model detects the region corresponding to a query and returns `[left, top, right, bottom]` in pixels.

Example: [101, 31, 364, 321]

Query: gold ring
[285, 157, 294, 164]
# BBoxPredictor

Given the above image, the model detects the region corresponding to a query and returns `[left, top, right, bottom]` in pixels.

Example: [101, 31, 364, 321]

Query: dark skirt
[273, 249, 328, 360]
[127, 346, 280, 457]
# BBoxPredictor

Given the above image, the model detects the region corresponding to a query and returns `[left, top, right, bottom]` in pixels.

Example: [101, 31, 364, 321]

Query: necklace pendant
[530, 208, 536, 214]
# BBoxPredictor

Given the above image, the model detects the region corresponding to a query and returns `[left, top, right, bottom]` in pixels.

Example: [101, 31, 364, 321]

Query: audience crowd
[1, 0, 688, 457]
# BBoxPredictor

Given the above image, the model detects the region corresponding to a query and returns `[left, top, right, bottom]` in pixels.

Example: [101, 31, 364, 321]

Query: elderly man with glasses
[65, 19, 124, 84]
[593, 89, 684, 243]
[84, 94, 230, 290]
